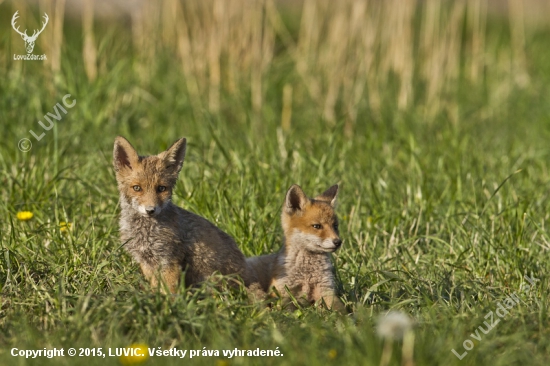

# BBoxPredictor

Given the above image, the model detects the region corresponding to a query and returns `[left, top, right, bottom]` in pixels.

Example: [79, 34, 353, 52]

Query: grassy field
[1, 0, 550, 365]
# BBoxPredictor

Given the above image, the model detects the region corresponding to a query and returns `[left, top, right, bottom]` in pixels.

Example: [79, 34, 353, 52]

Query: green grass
[2, 4, 550, 366]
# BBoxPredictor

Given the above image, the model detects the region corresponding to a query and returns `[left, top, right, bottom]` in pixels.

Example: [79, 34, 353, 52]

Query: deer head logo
[11, 11, 49, 54]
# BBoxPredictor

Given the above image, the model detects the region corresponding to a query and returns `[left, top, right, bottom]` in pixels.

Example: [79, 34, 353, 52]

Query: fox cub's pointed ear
[113, 136, 139, 172]
[315, 184, 339, 207]
[285, 184, 309, 214]
[163, 137, 187, 173]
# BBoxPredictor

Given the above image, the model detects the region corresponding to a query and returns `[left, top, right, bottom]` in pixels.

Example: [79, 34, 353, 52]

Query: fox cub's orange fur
[247, 184, 345, 311]
[113, 136, 259, 294]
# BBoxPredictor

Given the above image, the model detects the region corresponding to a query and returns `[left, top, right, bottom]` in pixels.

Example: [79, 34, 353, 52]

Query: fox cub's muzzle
[145, 206, 157, 216]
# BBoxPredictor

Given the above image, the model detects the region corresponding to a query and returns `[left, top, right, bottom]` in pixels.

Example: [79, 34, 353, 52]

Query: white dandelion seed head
[376, 311, 413, 340]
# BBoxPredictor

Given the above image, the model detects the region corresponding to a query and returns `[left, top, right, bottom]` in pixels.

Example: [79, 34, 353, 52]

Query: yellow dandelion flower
[119, 343, 149, 365]
[216, 360, 230, 366]
[328, 349, 337, 360]
[59, 221, 72, 234]
[16, 211, 34, 221]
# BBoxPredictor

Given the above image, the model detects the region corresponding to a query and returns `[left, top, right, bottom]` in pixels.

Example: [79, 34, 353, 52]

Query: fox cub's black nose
[145, 207, 156, 215]
[333, 239, 342, 247]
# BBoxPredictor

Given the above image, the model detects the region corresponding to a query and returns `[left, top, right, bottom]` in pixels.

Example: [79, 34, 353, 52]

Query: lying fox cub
[247, 184, 345, 311]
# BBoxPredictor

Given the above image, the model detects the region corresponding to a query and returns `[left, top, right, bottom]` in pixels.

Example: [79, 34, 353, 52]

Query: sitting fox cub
[247, 184, 345, 311]
[113, 136, 257, 294]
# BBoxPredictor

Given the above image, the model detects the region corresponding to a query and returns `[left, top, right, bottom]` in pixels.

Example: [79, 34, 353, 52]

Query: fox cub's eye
[333, 224, 339, 231]
[157, 186, 167, 192]
[312, 224, 322, 229]
[133, 185, 141, 192]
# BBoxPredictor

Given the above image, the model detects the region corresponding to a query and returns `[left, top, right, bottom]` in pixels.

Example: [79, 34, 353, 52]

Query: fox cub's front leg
[140, 262, 181, 294]
[320, 293, 346, 312]
[314, 284, 346, 312]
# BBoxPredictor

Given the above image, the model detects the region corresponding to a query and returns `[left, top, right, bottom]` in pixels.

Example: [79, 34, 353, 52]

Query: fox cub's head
[282, 184, 341, 253]
[113, 136, 187, 217]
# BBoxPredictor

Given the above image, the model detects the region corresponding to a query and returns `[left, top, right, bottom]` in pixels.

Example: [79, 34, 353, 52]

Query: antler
[11, 11, 29, 38]
[29, 13, 49, 40]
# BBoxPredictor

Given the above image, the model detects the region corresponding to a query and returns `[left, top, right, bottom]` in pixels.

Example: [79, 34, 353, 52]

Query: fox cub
[247, 184, 345, 311]
[113, 136, 257, 294]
